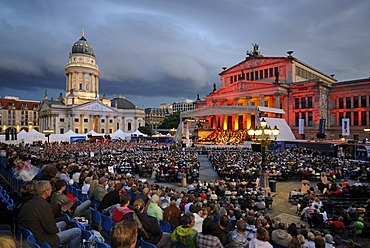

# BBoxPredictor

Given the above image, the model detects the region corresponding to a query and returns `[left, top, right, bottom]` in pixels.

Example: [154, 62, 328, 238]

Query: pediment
[218, 81, 275, 94]
[73, 101, 116, 113]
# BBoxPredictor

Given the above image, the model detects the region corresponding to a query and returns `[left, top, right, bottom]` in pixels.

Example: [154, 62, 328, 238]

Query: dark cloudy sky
[1, 0, 369, 108]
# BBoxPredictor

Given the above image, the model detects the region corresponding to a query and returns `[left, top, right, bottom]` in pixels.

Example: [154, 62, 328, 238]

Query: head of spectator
[307, 232, 315, 242]
[0, 235, 16, 248]
[256, 227, 270, 242]
[236, 219, 246, 234]
[99, 177, 108, 186]
[111, 219, 138, 248]
[297, 234, 305, 246]
[133, 198, 145, 213]
[181, 213, 195, 228]
[37, 180, 53, 199]
[190, 204, 202, 217]
[324, 234, 334, 245]
[314, 235, 325, 248]
[119, 193, 131, 207]
[54, 179, 67, 193]
[287, 223, 298, 237]
[20, 180, 38, 198]
[151, 194, 160, 205]
[289, 236, 301, 248]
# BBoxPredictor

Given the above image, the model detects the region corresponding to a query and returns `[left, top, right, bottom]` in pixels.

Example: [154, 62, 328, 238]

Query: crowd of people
[0, 141, 369, 247]
[199, 129, 251, 145]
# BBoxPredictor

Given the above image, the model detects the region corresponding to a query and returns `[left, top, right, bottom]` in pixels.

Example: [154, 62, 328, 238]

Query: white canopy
[264, 117, 296, 140]
[49, 130, 78, 142]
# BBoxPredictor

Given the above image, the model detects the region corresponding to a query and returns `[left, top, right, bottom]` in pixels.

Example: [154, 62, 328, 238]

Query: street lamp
[43, 128, 54, 145]
[247, 118, 279, 194]
[364, 128, 370, 143]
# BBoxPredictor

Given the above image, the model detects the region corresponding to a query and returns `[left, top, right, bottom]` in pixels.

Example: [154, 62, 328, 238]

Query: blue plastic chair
[101, 214, 114, 240]
[160, 220, 172, 233]
[27, 235, 41, 248]
[140, 237, 157, 248]
[95, 240, 111, 248]
[90, 207, 102, 231]
[173, 241, 188, 248]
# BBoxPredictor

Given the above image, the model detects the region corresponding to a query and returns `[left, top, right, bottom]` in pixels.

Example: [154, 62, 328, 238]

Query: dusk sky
[1, 0, 369, 108]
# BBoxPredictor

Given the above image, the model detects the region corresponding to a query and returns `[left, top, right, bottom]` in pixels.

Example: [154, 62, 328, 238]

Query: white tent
[111, 129, 131, 139]
[21, 129, 47, 144]
[50, 130, 78, 143]
[132, 130, 147, 137]
[264, 117, 296, 140]
[17, 130, 28, 140]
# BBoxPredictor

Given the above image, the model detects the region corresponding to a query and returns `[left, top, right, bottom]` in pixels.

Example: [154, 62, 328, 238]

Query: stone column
[260, 94, 265, 107]
[246, 96, 252, 106]
[275, 92, 281, 109]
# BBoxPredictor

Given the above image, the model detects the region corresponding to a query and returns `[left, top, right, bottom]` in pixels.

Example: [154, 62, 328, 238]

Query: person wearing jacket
[271, 222, 292, 247]
[171, 213, 198, 248]
[133, 198, 172, 248]
[111, 193, 134, 223]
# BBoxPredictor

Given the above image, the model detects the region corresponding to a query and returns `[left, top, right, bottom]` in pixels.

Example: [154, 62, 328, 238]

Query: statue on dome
[246, 43, 261, 57]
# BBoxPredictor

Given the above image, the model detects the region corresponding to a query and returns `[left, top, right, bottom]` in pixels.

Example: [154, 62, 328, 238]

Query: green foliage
[158, 111, 180, 129]
[138, 125, 153, 136]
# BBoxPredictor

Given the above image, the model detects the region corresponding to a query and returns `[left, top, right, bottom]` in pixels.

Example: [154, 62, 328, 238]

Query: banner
[342, 118, 350, 136]
[298, 119, 304, 134]
[319, 118, 326, 134]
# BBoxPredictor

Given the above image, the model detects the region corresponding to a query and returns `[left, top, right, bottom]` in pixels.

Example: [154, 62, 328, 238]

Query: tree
[139, 125, 153, 136]
[158, 111, 180, 129]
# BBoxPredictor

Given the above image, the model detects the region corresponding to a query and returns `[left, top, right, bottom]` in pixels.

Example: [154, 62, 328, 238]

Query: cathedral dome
[111, 97, 136, 109]
[71, 30, 95, 57]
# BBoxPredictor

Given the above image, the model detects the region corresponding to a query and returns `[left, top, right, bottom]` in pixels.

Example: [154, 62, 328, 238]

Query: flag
[319, 119, 326, 134]
[342, 118, 350, 136]
[298, 119, 304, 134]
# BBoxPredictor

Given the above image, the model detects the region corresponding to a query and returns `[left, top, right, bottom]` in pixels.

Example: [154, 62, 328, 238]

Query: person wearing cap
[324, 234, 335, 248]
[93, 177, 108, 201]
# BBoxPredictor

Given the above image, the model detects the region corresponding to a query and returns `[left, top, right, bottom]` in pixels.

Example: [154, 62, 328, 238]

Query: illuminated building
[203, 44, 370, 140]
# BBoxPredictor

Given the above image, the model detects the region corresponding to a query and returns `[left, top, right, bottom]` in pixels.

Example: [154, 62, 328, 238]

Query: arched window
[128, 122, 132, 131]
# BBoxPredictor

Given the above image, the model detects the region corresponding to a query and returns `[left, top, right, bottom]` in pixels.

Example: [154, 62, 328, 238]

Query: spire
[82, 28, 85, 37]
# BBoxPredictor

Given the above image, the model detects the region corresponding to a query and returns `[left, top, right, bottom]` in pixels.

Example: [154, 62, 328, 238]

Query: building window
[109, 128, 113, 133]
[301, 112, 306, 125]
[308, 112, 313, 126]
[259, 70, 263, 79]
[264, 101, 268, 107]
[353, 96, 359, 108]
[361, 96, 367, 107]
[75, 128, 78, 133]
[101, 129, 105, 133]
[128, 122, 132, 131]
[74, 118, 79, 122]
[361, 111, 367, 126]
[301, 98, 306, 108]
[84, 128, 88, 133]
[109, 119, 113, 123]
[264, 69, 268, 78]
[307, 97, 313, 108]
[338, 98, 344, 108]
[101, 119, 105, 123]
[79, 83, 83, 90]
[269, 68, 273, 77]
[295, 113, 299, 126]
[339, 112, 344, 126]
[346, 97, 351, 108]
[246, 73, 250, 80]
[354, 112, 359, 126]
[84, 119, 88, 123]
[294, 98, 299, 109]
[60, 128, 64, 134]
[346, 112, 351, 126]
[230, 76, 233, 84]
[250, 72, 254, 80]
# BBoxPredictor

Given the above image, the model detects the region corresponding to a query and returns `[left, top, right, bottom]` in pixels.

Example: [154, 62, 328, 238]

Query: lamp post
[248, 118, 279, 194]
[43, 128, 54, 146]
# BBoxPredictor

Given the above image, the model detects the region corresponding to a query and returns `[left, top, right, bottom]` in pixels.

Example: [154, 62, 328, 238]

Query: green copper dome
[71, 30, 95, 57]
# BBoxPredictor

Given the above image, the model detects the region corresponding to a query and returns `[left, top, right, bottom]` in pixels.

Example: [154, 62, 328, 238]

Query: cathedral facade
[39, 31, 145, 135]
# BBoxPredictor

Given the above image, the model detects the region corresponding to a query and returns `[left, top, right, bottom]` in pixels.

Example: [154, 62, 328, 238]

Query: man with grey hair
[18, 180, 81, 247]
[147, 194, 163, 222]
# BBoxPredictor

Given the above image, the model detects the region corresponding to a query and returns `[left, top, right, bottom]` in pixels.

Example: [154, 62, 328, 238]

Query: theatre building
[39, 31, 145, 134]
[200, 44, 370, 140]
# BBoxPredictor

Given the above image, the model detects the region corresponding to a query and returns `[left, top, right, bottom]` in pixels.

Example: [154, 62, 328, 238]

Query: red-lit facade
[201, 46, 370, 140]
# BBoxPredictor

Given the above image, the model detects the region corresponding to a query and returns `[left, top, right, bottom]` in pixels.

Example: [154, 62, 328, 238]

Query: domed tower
[65, 29, 100, 105]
